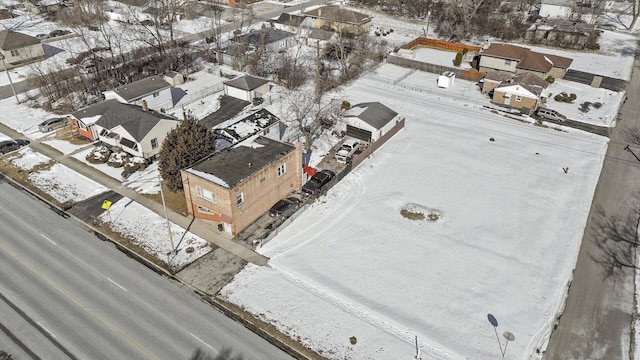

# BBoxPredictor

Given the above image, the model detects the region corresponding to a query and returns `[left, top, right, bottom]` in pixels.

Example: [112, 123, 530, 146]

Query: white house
[93, 102, 180, 160]
[103, 76, 173, 111]
[0, 30, 44, 70]
[223, 75, 270, 102]
[338, 102, 401, 144]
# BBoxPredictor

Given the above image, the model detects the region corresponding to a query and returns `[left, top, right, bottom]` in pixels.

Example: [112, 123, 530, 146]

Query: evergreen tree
[159, 117, 216, 191]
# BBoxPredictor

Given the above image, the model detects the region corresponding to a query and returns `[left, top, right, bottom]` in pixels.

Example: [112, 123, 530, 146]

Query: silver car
[39, 117, 67, 132]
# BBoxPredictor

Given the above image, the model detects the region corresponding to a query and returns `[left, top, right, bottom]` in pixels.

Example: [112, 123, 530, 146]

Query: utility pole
[315, 40, 321, 105]
[625, 144, 640, 163]
[0, 53, 20, 104]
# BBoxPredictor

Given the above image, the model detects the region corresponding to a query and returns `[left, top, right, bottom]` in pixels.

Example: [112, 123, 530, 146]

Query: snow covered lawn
[98, 198, 212, 272]
[27, 162, 108, 204]
[220, 81, 608, 359]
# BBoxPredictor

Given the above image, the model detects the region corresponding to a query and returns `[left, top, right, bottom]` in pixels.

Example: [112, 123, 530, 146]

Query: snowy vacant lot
[220, 77, 609, 359]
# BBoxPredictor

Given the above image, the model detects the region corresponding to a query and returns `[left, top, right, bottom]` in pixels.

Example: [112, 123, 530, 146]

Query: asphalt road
[543, 52, 640, 358]
[0, 180, 293, 360]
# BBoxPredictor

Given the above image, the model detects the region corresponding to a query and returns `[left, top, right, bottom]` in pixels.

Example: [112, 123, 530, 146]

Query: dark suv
[302, 170, 335, 196]
[0, 139, 30, 154]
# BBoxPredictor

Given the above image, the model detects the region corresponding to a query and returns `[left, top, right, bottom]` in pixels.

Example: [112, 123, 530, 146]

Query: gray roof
[110, 76, 171, 101]
[224, 75, 269, 91]
[0, 30, 40, 50]
[96, 103, 176, 141]
[71, 99, 120, 119]
[233, 28, 295, 47]
[274, 13, 306, 26]
[189, 136, 295, 188]
[344, 102, 398, 129]
[309, 28, 335, 40]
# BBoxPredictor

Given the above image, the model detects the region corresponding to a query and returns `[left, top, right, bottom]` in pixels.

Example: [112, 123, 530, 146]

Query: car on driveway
[269, 197, 301, 220]
[0, 139, 29, 155]
[39, 117, 67, 132]
[48, 29, 71, 38]
[302, 170, 335, 196]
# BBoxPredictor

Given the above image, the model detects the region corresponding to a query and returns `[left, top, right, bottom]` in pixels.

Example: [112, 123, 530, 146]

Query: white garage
[223, 75, 270, 103]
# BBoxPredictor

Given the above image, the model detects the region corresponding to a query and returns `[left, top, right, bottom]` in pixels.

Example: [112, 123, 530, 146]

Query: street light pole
[0, 52, 20, 104]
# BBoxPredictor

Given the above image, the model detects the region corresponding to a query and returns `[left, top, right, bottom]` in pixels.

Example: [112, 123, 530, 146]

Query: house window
[196, 186, 217, 203]
[504, 59, 511, 66]
[10, 49, 19, 57]
[515, 95, 522, 102]
[236, 192, 244, 205]
[197, 205, 215, 214]
[78, 121, 87, 130]
[100, 129, 108, 136]
[152, 92, 159, 98]
[151, 138, 158, 149]
[277, 164, 286, 177]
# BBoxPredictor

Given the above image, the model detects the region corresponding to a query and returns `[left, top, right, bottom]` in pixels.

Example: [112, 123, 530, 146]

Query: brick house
[303, 5, 371, 35]
[181, 137, 302, 235]
[478, 43, 573, 79]
[491, 72, 550, 114]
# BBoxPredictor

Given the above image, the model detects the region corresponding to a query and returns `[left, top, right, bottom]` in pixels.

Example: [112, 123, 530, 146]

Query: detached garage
[223, 75, 270, 102]
[338, 102, 400, 144]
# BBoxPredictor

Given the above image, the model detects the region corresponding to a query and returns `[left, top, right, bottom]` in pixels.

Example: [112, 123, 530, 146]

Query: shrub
[545, 76, 555, 83]
[454, 52, 463, 66]
[462, 47, 469, 55]
[107, 149, 130, 168]
[86, 145, 111, 164]
[554, 94, 564, 102]
[123, 157, 146, 173]
[341, 100, 351, 110]
[569, 93, 577, 101]
[593, 102, 603, 108]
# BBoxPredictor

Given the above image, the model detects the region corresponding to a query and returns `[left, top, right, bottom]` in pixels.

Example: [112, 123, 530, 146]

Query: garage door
[346, 125, 371, 143]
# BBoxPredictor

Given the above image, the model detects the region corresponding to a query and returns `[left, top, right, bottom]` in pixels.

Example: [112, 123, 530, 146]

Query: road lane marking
[40, 234, 56, 245]
[0, 241, 159, 359]
[36, 321, 56, 338]
[190, 333, 214, 350]
[107, 278, 127, 292]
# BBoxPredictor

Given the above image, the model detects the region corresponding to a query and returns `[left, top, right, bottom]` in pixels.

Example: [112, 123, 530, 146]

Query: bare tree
[280, 86, 340, 161]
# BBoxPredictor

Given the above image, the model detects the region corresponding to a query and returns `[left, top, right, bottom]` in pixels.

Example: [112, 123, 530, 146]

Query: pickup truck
[335, 138, 361, 163]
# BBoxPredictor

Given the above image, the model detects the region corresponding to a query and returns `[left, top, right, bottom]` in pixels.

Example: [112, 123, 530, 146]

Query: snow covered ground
[220, 75, 609, 359]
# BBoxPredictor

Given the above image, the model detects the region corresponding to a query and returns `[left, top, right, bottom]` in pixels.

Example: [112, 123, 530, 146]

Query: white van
[536, 108, 567, 121]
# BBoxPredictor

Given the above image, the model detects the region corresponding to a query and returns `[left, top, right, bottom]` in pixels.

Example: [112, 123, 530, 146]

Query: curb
[0, 172, 320, 360]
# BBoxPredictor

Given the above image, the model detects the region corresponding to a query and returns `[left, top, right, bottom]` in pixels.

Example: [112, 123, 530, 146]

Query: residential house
[181, 136, 302, 235]
[23, 0, 61, 14]
[103, 76, 173, 111]
[525, 19, 597, 50]
[67, 99, 121, 140]
[93, 102, 180, 160]
[303, 5, 371, 35]
[0, 30, 44, 69]
[539, 0, 603, 20]
[213, 109, 283, 150]
[273, 13, 306, 29]
[478, 43, 573, 79]
[491, 72, 550, 113]
[221, 27, 297, 68]
[337, 102, 401, 144]
[223, 74, 270, 102]
[300, 27, 336, 47]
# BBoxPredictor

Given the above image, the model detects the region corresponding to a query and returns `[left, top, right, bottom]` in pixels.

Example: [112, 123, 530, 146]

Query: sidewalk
[0, 122, 269, 266]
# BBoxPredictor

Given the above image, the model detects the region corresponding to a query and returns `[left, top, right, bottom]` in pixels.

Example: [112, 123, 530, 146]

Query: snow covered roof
[224, 75, 269, 91]
[186, 136, 295, 189]
[213, 109, 281, 150]
[108, 76, 171, 102]
[0, 30, 40, 50]
[303, 5, 370, 25]
[495, 72, 550, 96]
[71, 99, 120, 122]
[343, 102, 398, 129]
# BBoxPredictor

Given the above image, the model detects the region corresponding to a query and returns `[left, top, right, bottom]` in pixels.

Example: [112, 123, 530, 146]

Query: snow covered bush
[85, 146, 111, 164]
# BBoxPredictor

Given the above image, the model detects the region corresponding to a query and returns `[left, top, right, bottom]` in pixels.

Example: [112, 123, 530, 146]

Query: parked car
[598, 23, 617, 31]
[302, 170, 336, 196]
[140, 19, 154, 27]
[39, 117, 67, 132]
[269, 197, 301, 220]
[36, 33, 49, 40]
[0, 139, 30, 155]
[536, 108, 567, 122]
[335, 138, 361, 163]
[48, 29, 71, 38]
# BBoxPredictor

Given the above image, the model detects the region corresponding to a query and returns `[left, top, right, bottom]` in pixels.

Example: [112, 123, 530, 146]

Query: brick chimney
[141, 100, 148, 111]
